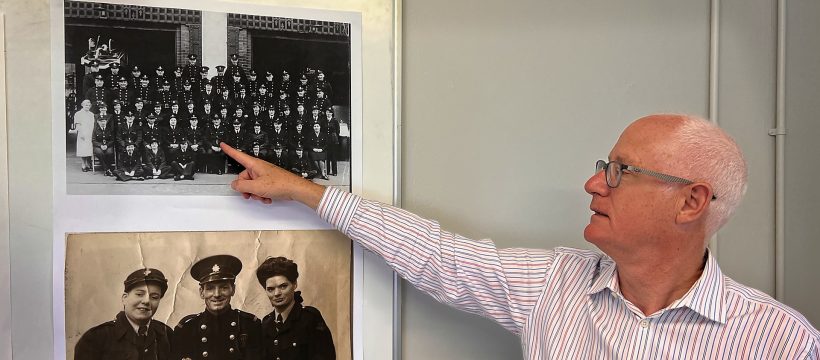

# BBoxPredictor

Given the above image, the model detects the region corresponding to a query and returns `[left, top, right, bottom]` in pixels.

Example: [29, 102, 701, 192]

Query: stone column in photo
[201, 12, 228, 79]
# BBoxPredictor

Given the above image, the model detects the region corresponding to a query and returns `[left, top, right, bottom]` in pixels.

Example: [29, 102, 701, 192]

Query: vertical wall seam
[774, 0, 787, 301]
[708, 0, 720, 260]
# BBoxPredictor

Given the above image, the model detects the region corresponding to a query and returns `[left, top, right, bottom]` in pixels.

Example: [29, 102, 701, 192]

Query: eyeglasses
[595, 160, 717, 200]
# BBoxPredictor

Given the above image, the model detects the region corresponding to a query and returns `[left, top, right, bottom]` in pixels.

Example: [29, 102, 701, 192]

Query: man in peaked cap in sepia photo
[74, 268, 173, 360]
[173, 255, 262, 360]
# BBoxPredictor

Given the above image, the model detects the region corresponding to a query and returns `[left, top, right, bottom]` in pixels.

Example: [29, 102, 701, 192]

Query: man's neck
[615, 246, 707, 316]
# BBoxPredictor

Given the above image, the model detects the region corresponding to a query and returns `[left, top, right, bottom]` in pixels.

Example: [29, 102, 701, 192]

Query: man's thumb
[231, 178, 262, 196]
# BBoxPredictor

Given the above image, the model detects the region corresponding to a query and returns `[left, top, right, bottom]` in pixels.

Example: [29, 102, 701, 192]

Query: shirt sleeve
[317, 186, 555, 335]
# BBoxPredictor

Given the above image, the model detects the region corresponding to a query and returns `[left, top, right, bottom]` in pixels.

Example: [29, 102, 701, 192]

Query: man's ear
[676, 182, 713, 224]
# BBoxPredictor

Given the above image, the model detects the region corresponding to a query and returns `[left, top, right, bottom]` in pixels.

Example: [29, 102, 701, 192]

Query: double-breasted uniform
[173, 307, 262, 360]
[74, 311, 173, 360]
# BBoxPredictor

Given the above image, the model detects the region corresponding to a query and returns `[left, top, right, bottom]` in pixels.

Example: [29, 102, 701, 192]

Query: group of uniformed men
[69, 53, 345, 181]
[74, 255, 336, 360]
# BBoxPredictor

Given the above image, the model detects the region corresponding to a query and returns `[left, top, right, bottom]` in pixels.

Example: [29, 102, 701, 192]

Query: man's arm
[222, 143, 554, 334]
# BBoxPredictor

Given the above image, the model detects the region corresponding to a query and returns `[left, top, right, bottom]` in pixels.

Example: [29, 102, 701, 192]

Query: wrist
[292, 180, 325, 209]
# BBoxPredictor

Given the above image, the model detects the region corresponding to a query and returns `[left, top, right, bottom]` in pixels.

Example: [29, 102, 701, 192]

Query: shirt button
[640, 320, 649, 328]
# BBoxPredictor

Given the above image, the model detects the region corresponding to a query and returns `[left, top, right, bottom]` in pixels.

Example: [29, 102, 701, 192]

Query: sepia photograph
[62, 0, 353, 196]
[64, 230, 352, 360]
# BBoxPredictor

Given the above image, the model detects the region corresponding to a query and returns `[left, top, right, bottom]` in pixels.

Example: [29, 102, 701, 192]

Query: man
[269, 142, 289, 169]
[246, 70, 259, 96]
[152, 65, 167, 94]
[178, 80, 196, 108]
[288, 145, 317, 180]
[247, 121, 268, 151]
[311, 88, 332, 113]
[182, 53, 199, 82]
[116, 109, 142, 152]
[196, 66, 210, 96]
[225, 53, 246, 81]
[142, 137, 173, 179]
[113, 140, 144, 182]
[173, 255, 262, 360]
[162, 116, 186, 163]
[199, 78, 217, 108]
[255, 257, 335, 360]
[211, 65, 227, 95]
[129, 66, 143, 90]
[74, 268, 172, 360]
[225, 119, 248, 174]
[81, 59, 101, 95]
[172, 66, 185, 95]
[203, 114, 227, 174]
[279, 70, 293, 95]
[228, 72, 245, 99]
[109, 99, 126, 131]
[92, 107, 115, 176]
[136, 74, 153, 109]
[103, 62, 121, 91]
[253, 84, 274, 113]
[141, 114, 162, 151]
[220, 114, 820, 359]
[181, 100, 198, 127]
[83, 74, 109, 112]
[156, 81, 174, 111]
[113, 79, 133, 112]
[269, 120, 288, 151]
[314, 69, 333, 100]
[171, 140, 196, 181]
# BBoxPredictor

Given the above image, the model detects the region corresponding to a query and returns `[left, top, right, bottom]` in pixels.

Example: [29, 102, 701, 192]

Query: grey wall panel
[402, 0, 710, 358]
[784, 0, 820, 327]
[715, 0, 777, 295]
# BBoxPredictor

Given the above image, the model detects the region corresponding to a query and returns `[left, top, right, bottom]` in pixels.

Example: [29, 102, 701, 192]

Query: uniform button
[231, 321, 237, 326]
[202, 351, 209, 357]
[639, 320, 649, 328]
[229, 348, 235, 353]
[229, 334, 235, 340]
[201, 337, 208, 343]
[200, 324, 207, 330]
[292, 342, 297, 347]
[274, 340, 278, 345]
[144, 349, 148, 353]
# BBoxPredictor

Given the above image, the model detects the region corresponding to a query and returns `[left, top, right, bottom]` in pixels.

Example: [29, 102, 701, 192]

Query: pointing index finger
[220, 142, 257, 168]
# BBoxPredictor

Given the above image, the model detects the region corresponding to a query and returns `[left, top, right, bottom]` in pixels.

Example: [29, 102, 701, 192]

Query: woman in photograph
[72, 99, 95, 172]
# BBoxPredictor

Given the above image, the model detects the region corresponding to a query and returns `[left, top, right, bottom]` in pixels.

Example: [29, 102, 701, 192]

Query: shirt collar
[275, 302, 295, 322]
[586, 250, 726, 324]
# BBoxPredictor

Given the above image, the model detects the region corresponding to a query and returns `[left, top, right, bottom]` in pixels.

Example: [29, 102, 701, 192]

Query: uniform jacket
[92, 120, 115, 148]
[117, 121, 143, 150]
[205, 124, 227, 149]
[162, 126, 187, 148]
[224, 128, 249, 151]
[174, 148, 196, 165]
[141, 123, 162, 148]
[173, 307, 262, 360]
[74, 311, 173, 360]
[261, 303, 335, 360]
[186, 126, 206, 150]
[118, 150, 143, 172]
[144, 148, 167, 170]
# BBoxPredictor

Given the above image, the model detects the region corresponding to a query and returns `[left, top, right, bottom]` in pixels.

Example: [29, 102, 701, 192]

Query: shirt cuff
[316, 186, 361, 233]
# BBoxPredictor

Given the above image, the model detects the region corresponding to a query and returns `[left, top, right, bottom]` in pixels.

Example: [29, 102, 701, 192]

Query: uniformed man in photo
[246, 70, 259, 96]
[113, 140, 144, 182]
[113, 77, 133, 110]
[103, 62, 122, 91]
[173, 255, 262, 360]
[81, 59, 101, 95]
[225, 53, 246, 81]
[129, 65, 143, 90]
[255, 257, 335, 360]
[136, 74, 154, 109]
[171, 139, 196, 181]
[92, 106, 116, 176]
[211, 65, 227, 94]
[84, 74, 110, 112]
[74, 268, 173, 360]
[183, 53, 200, 82]
[152, 65, 167, 93]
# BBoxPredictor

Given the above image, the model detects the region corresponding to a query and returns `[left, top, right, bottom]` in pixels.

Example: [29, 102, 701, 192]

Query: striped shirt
[318, 187, 820, 359]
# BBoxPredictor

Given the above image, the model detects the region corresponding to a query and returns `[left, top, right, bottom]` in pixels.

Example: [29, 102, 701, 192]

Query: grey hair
[668, 114, 748, 236]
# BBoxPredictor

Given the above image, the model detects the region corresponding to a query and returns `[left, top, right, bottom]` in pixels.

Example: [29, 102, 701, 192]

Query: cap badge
[212, 264, 220, 273]
[143, 269, 151, 276]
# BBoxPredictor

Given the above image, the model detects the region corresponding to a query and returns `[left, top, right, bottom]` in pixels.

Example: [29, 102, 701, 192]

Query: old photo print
[64, 230, 352, 359]
[63, 1, 353, 195]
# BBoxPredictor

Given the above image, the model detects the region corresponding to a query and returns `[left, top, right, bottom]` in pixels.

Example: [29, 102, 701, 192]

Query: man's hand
[221, 142, 325, 208]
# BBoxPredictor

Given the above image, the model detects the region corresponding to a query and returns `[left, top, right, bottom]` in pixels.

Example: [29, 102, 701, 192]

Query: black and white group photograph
[64, 230, 352, 360]
[62, 1, 353, 195]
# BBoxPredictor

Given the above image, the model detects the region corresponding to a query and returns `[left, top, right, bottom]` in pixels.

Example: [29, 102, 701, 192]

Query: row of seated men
[90, 107, 339, 181]
[76, 56, 335, 115]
